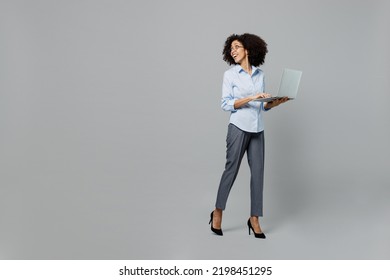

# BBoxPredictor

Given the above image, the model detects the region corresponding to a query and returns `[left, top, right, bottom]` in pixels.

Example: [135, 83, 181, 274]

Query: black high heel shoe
[209, 211, 223, 236]
[247, 218, 266, 239]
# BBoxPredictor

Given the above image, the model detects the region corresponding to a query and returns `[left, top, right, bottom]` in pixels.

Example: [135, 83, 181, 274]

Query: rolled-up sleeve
[221, 72, 237, 112]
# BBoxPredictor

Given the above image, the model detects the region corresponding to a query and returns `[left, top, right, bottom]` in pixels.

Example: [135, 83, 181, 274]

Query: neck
[240, 57, 251, 75]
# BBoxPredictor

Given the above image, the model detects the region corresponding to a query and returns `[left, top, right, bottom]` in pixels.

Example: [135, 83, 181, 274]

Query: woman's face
[230, 40, 247, 65]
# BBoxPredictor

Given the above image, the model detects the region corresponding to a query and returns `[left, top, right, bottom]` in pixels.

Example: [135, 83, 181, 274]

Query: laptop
[255, 68, 302, 102]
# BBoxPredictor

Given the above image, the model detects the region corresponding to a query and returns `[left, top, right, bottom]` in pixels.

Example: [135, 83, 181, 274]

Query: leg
[215, 124, 249, 211]
[247, 131, 265, 233]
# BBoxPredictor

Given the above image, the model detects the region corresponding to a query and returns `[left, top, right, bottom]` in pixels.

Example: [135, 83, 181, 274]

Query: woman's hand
[251, 93, 271, 101]
[234, 93, 273, 109]
[234, 93, 271, 109]
[264, 97, 289, 109]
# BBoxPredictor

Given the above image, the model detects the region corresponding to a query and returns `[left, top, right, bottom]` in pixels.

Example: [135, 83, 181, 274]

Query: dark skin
[264, 97, 289, 109]
[213, 40, 289, 234]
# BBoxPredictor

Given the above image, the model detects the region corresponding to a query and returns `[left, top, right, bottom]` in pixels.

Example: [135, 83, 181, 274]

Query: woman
[209, 33, 288, 238]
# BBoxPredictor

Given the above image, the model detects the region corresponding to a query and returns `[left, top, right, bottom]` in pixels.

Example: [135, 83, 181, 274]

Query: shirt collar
[235, 64, 260, 75]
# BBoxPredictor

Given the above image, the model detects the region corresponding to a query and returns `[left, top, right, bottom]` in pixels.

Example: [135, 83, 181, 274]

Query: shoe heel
[210, 211, 223, 236]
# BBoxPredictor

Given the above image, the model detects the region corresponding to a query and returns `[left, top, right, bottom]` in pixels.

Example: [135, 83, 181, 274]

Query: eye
[230, 45, 243, 52]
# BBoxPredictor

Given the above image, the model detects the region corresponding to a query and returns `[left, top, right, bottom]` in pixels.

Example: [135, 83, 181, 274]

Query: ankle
[214, 208, 223, 218]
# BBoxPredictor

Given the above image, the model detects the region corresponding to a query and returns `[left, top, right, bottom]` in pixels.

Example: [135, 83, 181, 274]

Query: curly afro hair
[222, 33, 268, 67]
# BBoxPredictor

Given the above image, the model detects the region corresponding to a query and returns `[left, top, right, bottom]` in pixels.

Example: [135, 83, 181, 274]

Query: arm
[234, 93, 271, 109]
[263, 97, 289, 110]
[221, 71, 271, 110]
[221, 72, 237, 111]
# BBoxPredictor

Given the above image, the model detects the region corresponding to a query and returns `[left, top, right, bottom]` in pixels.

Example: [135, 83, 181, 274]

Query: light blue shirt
[221, 65, 268, 133]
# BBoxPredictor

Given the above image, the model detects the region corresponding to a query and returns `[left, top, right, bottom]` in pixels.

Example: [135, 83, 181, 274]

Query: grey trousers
[215, 123, 265, 216]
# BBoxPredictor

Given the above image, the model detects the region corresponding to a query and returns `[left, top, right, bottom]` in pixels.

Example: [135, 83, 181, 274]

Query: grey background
[1, 0, 389, 259]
